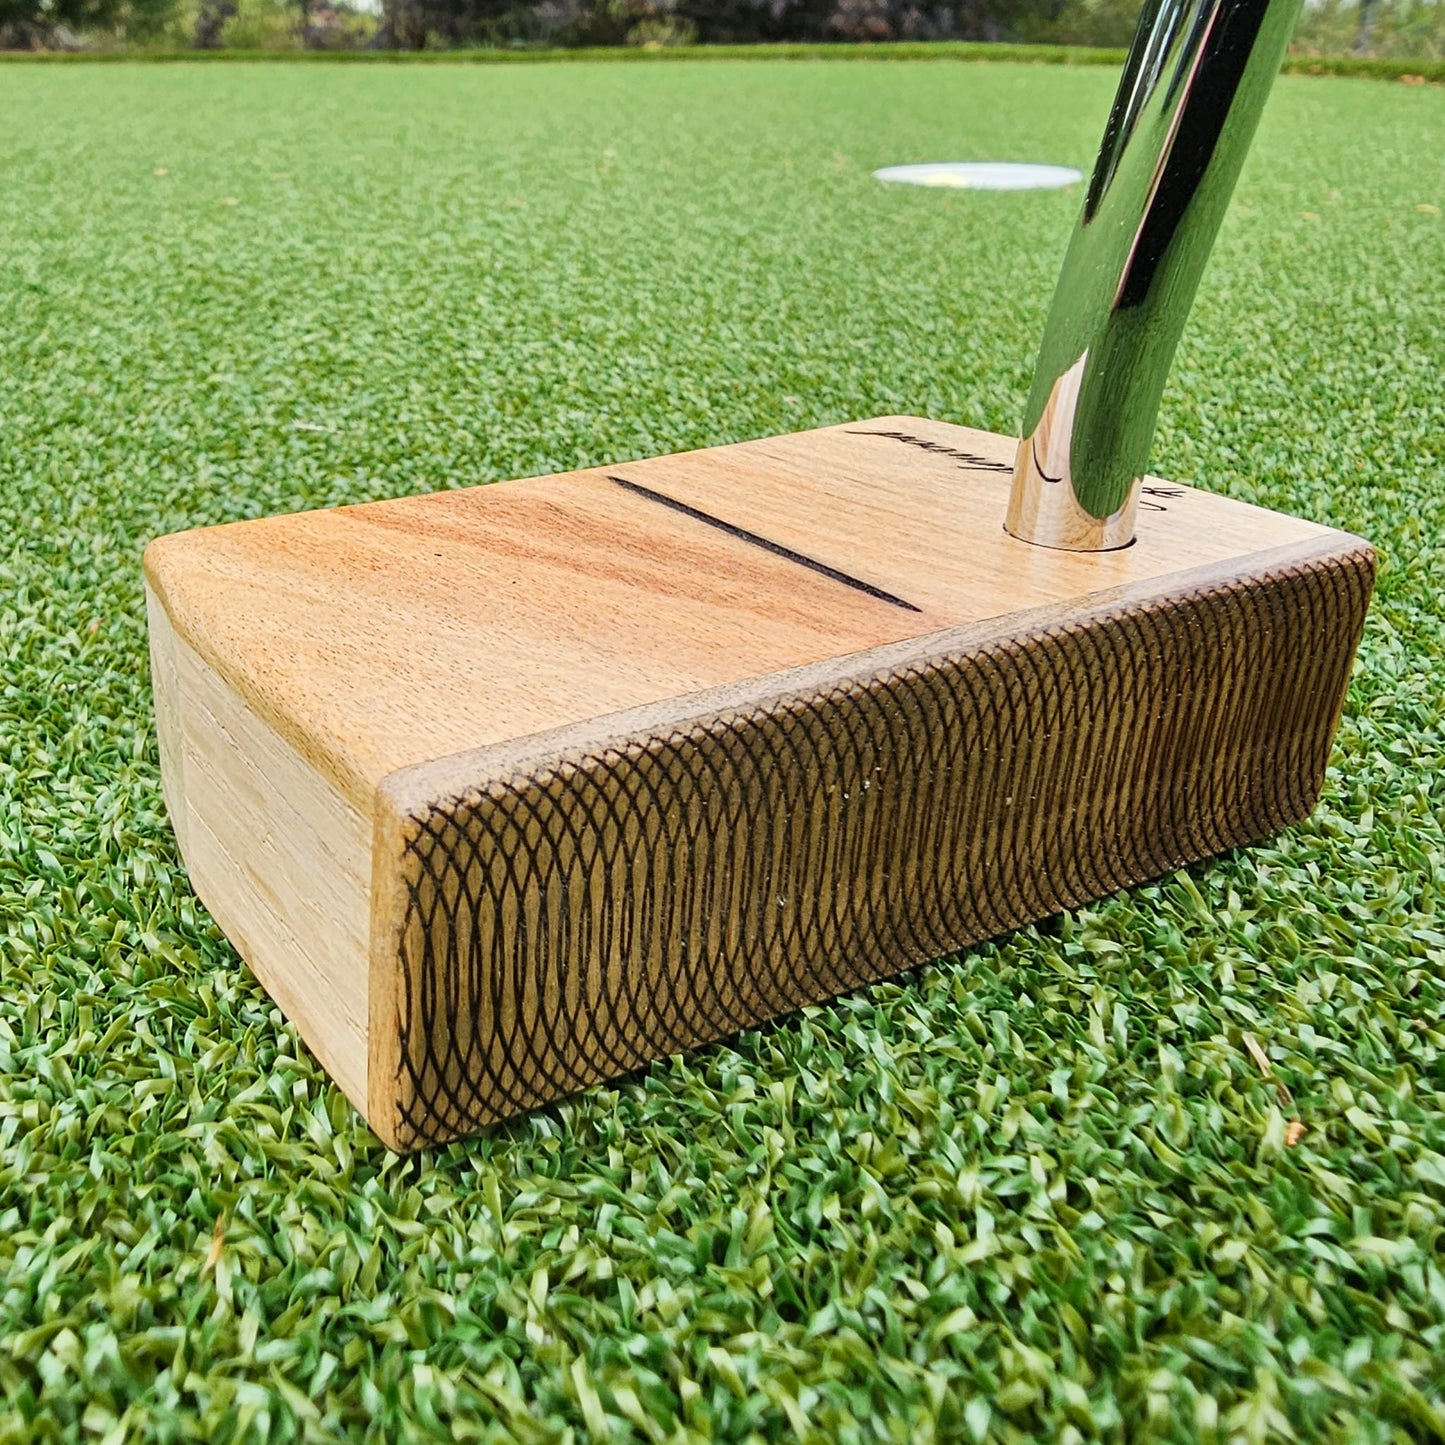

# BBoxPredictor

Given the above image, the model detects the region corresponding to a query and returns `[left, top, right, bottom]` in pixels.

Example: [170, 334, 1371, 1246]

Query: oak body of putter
[144, 0, 1373, 1148]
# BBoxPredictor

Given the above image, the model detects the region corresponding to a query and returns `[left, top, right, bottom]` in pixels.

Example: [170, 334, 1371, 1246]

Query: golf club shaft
[1006, 0, 1303, 551]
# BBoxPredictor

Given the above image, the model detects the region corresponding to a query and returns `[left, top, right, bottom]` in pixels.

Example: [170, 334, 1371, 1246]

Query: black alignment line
[1031, 436, 1065, 485]
[608, 475, 921, 614]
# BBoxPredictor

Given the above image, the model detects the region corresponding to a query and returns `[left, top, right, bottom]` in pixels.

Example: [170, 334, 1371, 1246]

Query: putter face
[145, 0, 1372, 1150]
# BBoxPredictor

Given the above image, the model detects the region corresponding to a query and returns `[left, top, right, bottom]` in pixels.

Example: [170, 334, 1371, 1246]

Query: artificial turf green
[1, 59, 1443, 1445]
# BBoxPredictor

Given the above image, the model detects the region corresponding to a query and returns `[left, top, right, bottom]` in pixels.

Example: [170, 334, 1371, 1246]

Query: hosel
[1005, 0, 1303, 552]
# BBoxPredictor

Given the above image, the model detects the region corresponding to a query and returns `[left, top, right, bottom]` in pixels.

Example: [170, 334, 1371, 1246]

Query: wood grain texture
[144, 418, 1341, 805]
[147, 593, 372, 1113]
[143, 418, 1375, 1149]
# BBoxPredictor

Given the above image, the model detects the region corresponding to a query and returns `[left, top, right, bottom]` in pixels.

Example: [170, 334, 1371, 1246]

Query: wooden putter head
[145, 0, 1373, 1150]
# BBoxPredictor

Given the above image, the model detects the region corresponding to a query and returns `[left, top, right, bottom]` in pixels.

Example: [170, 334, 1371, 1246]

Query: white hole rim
[873, 161, 1085, 192]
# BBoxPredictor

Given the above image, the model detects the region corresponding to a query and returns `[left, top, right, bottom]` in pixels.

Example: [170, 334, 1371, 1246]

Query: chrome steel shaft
[1006, 0, 1303, 551]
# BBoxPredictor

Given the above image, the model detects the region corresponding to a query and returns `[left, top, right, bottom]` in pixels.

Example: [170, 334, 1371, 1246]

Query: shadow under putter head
[146, 0, 1373, 1150]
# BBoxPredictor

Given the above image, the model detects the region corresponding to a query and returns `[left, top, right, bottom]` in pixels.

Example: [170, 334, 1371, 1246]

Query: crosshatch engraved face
[386, 549, 1373, 1149]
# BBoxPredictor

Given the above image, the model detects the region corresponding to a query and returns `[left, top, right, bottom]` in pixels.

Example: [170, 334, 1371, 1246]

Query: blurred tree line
[365, 0, 1147, 47]
[2, 0, 1441, 60]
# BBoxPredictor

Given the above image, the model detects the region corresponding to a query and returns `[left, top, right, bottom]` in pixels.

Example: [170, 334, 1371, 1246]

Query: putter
[146, 0, 1373, 1150]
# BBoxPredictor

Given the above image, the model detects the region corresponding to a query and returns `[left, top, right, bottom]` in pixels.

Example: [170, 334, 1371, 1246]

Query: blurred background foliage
[1, 0, 1441, 78]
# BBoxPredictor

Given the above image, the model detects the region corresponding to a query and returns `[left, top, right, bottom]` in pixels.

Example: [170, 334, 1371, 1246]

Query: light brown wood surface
[146, 418, 1336, 805]
[145, 417, 1374, 1149]
[148, 593, 371, 1112]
